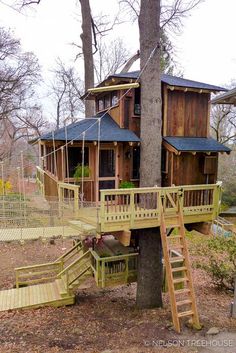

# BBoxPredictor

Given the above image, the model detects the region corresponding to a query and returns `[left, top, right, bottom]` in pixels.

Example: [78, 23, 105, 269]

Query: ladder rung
[176, 299, 192, 306]
[171, 245, 184, 249]
[170, 257, 185, 263]
[172, 266, 187, 273]
[173, 277, 189, 284]
[168, 224, 180, 228]
[168, 235, 182, 239]
[178, 310, 194, 318]
[174, 288, 190, 295]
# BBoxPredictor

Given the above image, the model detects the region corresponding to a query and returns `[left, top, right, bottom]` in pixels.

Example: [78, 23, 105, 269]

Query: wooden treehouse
[4, 71, 230, 332]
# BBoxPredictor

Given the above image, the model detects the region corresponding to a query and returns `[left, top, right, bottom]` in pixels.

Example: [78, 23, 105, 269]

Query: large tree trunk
[79, 0, 95, 117]
[136, 0, 163, 309]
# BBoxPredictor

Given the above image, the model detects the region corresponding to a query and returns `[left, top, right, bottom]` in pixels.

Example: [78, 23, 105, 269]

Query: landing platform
[0, 280, 74, 311]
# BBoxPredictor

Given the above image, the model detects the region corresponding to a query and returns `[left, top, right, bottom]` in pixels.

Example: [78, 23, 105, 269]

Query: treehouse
[10, 71, 231, 332]
[36, 71, 230, 203]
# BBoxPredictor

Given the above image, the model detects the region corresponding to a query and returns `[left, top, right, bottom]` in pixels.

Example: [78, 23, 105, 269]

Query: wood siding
[166, 90, 210, 137]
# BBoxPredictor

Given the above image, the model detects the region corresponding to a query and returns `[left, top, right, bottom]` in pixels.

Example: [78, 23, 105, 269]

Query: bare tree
[211, 104, 236, 144]
[136, 0, 163, 309]
[0, 27, 46, 162]
[94, 37, 130, 83]
[50, 59, 84, 129]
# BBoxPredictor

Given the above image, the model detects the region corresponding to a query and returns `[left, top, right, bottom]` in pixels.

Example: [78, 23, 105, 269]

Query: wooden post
[74, 187, 79, 216]
[100, 191, 105, 232]
[130, 190, 135, 228]
[232, 275, 236, 318]
[101, 260, 105, 288]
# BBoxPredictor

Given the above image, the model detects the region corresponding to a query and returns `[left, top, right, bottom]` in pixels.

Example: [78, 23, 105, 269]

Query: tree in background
[211, 104, 236, 144]
[50, 59, 84, 129]
[0, 27, 46, 161]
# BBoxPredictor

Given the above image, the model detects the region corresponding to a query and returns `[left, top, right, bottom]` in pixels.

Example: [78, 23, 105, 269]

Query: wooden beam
[167, 85, 213, 94]
[163, 141, 181, 155]
[163, 85, 168, 136]
[88, 82, 140, 94]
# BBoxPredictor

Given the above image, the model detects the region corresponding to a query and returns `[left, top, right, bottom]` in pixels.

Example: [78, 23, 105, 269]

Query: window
[134, 88, 141, 115]
[104, 94, 111, 109]
[161, 149, 168, 174]
[98, 99, 104, 111]
[68, 147, 89, 177]
[132, 147, 140, 179]
[99, 149, 115, 177]
[111, 92, 118, 106]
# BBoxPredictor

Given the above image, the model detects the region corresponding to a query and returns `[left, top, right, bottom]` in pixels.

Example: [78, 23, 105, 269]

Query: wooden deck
[75, 183, 222, 234]
[0, 280, 74, 312]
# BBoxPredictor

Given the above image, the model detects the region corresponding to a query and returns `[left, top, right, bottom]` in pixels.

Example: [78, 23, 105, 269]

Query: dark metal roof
[163, 137, 231, 153]
[110, 71, 226, 92]
[40, 113, 140, 143]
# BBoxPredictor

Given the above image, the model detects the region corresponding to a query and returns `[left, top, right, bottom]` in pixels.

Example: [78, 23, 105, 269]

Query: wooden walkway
[0, 280, 74, 311]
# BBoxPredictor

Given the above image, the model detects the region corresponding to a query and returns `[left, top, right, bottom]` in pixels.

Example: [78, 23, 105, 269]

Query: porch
[36, 168, 222, 235]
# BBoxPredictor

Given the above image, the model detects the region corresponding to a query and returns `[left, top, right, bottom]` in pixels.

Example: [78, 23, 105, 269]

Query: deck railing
[90, 250, 139, 288]
[99, 182, 222, 231]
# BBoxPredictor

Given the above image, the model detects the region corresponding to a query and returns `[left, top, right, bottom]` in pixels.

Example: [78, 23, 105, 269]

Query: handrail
[55, 241, 82, 263]
[15, 261, 61, 272]
[57, 250, 90, 277]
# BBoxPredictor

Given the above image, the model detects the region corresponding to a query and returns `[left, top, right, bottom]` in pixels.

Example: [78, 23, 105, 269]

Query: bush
[119, 181, 135, 189]
[73, 164, 90, 181]
[195, 235, 236, 290]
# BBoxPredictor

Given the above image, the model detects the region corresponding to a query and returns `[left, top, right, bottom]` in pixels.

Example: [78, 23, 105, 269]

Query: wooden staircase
[160, 197, 201, 333]
[0, 241, 92, 312]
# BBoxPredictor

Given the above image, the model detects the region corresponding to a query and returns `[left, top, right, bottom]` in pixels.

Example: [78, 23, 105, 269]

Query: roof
[110, 71, 226, 92]
[163, 137, 231, 153]
[40, 113, 140, 143]
[211, 87, 236, 104]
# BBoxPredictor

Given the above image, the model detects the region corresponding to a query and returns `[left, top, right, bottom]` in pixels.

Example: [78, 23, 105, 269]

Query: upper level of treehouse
[36, 71, 230, 203]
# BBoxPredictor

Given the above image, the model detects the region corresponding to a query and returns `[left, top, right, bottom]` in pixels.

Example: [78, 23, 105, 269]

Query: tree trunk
[136, 0, 163, 309]
[79, 0, 95, 117]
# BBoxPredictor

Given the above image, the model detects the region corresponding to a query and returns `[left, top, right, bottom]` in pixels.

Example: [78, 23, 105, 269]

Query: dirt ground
[0, 238, 235, 353]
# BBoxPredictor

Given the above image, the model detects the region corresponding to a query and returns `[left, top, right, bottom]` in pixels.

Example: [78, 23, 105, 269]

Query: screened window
[132, 147, 140, 179]
[68, 147, 89, 177]
[134, 88, 141, 115]
[99, 149, 115, 177]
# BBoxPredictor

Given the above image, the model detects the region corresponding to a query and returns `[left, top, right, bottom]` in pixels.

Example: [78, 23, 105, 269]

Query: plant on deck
[119, 181, 135, 189]
[73, 164, 90, 181]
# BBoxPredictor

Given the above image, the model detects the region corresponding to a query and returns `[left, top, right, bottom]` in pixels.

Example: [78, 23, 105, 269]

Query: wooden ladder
[160, 199, 201, 333]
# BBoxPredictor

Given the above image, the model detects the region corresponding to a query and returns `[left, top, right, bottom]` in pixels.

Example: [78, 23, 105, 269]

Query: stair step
[174, 288, 190, 295]
[172, 266, 187, 273]
[170, 256, 185, 263]
[178, 310, 194, 318]
[176, 299, 192, 306]
[173, 277, 189, 284]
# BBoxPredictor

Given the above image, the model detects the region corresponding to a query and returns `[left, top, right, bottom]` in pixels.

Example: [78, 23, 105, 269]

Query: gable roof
[109, 71, 226, 92]
[163, 136, 231, 153]
[40, 113, 140, 143]
[211, 87, 236, 104]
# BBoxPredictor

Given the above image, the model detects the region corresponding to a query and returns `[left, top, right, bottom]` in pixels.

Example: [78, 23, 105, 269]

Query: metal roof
[110, 71, 226, 92]
[163, 137, 231, 153]
[40, 113, 140, 143]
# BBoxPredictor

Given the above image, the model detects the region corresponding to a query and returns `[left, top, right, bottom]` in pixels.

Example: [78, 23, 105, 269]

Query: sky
[1, 0, 236, 116]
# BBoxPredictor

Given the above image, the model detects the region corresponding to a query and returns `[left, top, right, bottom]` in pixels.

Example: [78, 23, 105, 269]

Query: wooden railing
[90, 250, 138, 288]
[36, 166, 45, 196]
[58, 182, 80, 214]
[99, 182, 222, 231]
[15, 261, 62, 288]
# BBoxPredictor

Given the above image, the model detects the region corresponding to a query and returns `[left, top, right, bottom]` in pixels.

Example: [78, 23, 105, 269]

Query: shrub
[73, 164, 90, 181]
[195, 235, 236, 290]
[0, 179, 12, 195]
[119, 181, 135, 189]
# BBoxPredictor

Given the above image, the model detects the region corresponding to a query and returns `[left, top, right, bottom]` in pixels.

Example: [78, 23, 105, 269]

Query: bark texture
[139, 0, 162, 187]
[136, 0, 163, 309]
[79, 0, 95, 117]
